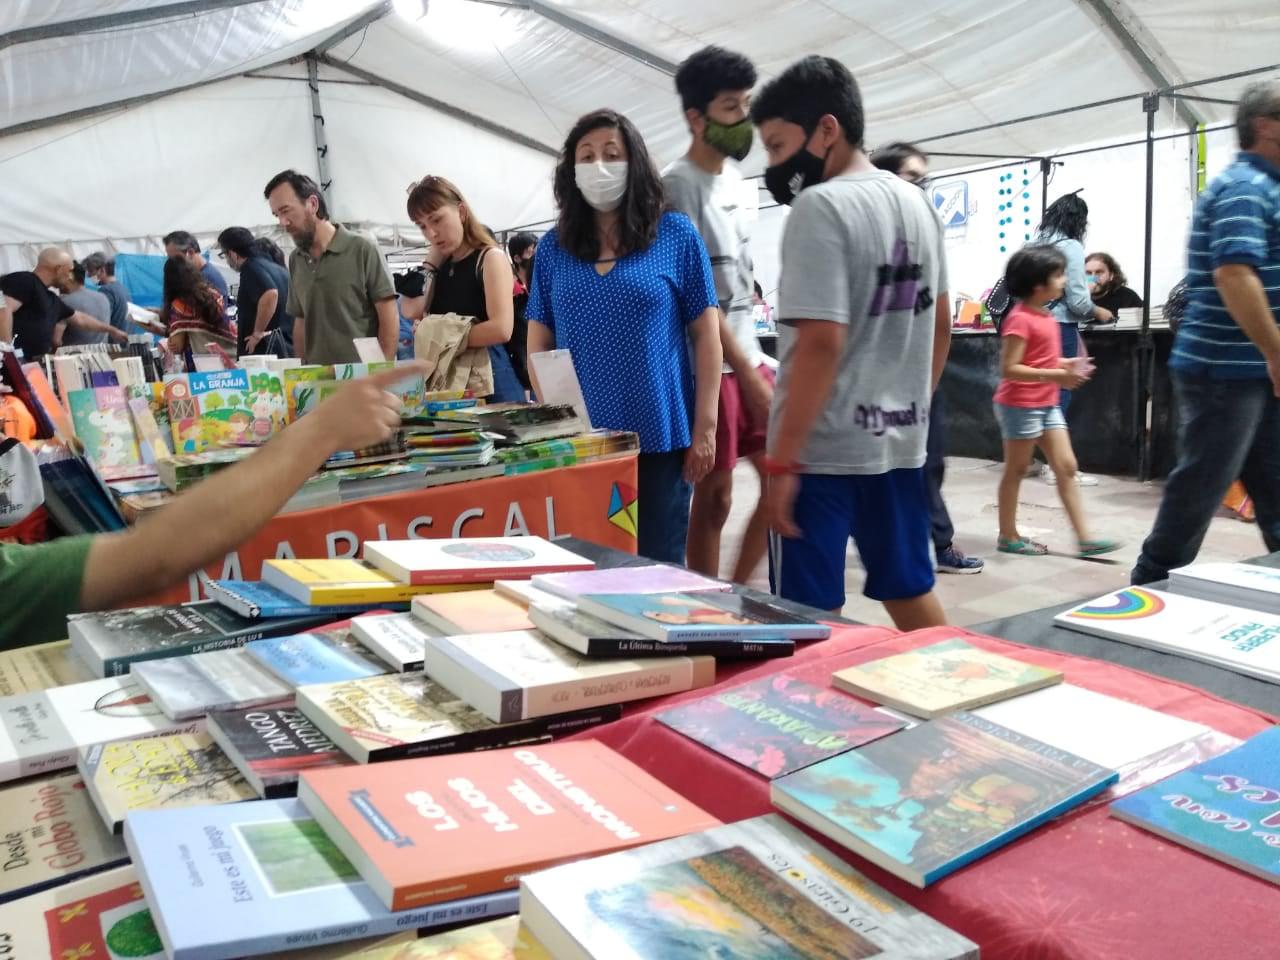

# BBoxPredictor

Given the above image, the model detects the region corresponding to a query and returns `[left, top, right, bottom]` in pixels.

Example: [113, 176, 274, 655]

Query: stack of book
[1167, 561, 1280, 615]
[1055, 586, 1280, 682]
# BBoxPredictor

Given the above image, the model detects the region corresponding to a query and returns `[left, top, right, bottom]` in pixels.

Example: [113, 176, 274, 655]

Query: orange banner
[148, 457, 639, 606]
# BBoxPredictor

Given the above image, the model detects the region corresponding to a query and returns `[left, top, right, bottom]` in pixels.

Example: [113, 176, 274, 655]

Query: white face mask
[575, 160, 628, 212]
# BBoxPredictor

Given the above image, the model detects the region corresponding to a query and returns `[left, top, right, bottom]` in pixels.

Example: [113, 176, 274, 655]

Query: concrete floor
[718, 457, 1268, 627]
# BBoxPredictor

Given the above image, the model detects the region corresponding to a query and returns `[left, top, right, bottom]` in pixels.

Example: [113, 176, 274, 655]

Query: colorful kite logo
[607, 482, 638, 539]
[1068, 587, 1165, 620]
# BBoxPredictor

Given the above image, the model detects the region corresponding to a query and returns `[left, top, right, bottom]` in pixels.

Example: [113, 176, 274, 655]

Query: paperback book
[411, 589, 535, 634]
[832, 637, 1064, 718]
[473, 403, 586, 444]
[156, 446, 254, 492]
[204, 578, 388, 620]
[0, 771, 127, 903]
[520, 814, 978, 960]
[0, 639, 93, 696]
[421, 630, 716, 723]
[207, 704, 352, 798]
[350, 612, 440, 672]
[0, 866, 161, 959]
[356, 916, 549, 959]
[530, 564, 730, 602]
[124, 798, 520, 960]
[530, 602, 795, 659]
[771, 712, 1118, 887]
[295, 671, 621, 764]
[493, 579, 565, 608]
[296, 740, 720, 910]
[68, 602, 335, 677]
[1110, 726, 1280, 885]
[656, 674, 906, 778]
[262, 558, 482, 606]
[363, 535, 594, 585]
[575, 592, 831, 644]
[0, 675, 200, 783]
[1168, 561, 1280, 615]
[334, 360, 427, 418]
[131, 648, 292, 720]
[1054, 587, 1280, 682]
[282, 364, 335, 422]
[79, 730, 257, 833]
[246, 629, 389, 689]
[974, 683, 1212, 773]
[164, 369, 255, 454]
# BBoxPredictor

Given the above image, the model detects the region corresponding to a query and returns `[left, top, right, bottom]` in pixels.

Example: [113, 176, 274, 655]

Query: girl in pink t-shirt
[993, 246, 1119, 558]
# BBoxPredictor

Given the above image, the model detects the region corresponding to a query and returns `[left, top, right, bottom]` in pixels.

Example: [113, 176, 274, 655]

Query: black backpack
[984, 276, 1014, 329]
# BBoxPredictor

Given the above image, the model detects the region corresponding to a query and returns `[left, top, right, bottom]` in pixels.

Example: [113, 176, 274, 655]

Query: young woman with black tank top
[402, 176, 524, 402]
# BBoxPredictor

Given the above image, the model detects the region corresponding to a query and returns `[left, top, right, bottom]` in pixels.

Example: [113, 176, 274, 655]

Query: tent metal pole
[521, 0, 678, 76]
[306, 54, 335, 213]
[313, 2, 392, 56]
[1137, 92, 1159, 481]
[0, 0, 261, 52]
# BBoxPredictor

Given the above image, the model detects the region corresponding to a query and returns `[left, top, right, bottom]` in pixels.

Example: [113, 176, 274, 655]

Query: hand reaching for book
[309, 361, 429, 454]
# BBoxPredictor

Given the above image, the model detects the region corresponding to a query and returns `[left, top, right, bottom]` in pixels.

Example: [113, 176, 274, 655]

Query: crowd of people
[0, 50, 1276, 641]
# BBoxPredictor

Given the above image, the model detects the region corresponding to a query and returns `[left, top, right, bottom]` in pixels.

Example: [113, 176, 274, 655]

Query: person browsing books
[161, 257, 236, 366]
[217, 226, 293, 357]
[993, 245, 1119, 559]
[402, 176, 523, 403]
[525, 108, 723, 565]
[751, 56, 950, 630]
[0, 361, 428, 646]
[663, 46, 776, 585]
[1, 249, 127, 360]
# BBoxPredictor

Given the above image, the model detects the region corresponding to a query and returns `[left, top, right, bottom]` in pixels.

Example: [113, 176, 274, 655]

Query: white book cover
[132, 649, 292, 720]
[1054, 586, 1280, 680]
[493, 579, 567, 610]
[1169, 562, 1280, 613]
[0, 676, 203, 783]
[973, 683, 1211, 771]
[422, 630, 713, 723]
[362, 536, 593, 585]
[350, 613, 440, 672]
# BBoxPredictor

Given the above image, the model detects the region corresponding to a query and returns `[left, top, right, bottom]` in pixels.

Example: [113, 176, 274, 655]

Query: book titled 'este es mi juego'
[296, 740, 720, 911]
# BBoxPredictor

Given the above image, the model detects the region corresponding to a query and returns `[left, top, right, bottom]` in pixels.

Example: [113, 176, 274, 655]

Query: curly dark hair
[1085, 251, 1126, 288]
[1038, 193, 1089, 243]
[553, 109, 665, 262]
[675, 46, 757, 114]
[162, 256, 224, 330]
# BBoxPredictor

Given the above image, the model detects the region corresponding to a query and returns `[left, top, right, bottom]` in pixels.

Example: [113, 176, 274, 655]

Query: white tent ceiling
[1, 0, 1277, 264]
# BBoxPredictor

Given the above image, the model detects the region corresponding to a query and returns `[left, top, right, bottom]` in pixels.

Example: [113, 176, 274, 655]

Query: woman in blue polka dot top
[527, 109, 723, 565]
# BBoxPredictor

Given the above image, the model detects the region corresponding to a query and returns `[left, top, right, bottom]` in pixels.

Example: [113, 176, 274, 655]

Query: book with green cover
[67, 385, 149, 480]
[832, 637, 1064, 718]
[283, 364, 335, 422]
[164, 369, 256, 454]
[771, 712, 1117, 887]
[78, 729, 257, 832]
[0, 771, 127, 903]
[657, 674, 906, 778]
[520, 814, 978, 960]
[156, 446, 254, 491]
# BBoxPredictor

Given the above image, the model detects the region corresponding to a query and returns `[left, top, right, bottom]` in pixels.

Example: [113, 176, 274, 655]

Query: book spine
[585, 637, 795, 658]
[205, 583, 259, 619]
[522, 660, 697, 720]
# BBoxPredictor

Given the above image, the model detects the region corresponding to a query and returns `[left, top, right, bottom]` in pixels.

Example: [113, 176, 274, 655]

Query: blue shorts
[769, 468, 935, 608]
[993, 402, 1067, 440]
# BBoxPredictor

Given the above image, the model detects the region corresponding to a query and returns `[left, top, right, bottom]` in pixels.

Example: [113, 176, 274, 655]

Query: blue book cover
[578, 592, 828, 644]
[246, 632, 388, 689]
[771, 712, 1117, 887]
[124, 798, 518, 959]
[204, 579, 401, 620]
[1111, 725, 1280, 885]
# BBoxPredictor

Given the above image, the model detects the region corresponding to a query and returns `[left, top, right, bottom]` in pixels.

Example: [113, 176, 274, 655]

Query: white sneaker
[1044, 470, 1099, 487]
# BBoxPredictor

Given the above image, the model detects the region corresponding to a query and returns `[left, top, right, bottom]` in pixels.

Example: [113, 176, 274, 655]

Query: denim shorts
[993, 401, 1067, 440]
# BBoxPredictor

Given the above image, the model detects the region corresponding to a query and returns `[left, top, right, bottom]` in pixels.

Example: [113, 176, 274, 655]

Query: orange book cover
[411, 589, 534, 634]
[297, 740, 719, 911]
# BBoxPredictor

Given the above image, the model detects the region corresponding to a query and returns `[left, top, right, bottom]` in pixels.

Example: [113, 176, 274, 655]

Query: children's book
[124, 799, 520, 959]
[79, 729, 257, 833]
[207, 704, 352, 798]
[164, 369, 255, 454]
[283, 364, 335, 422]
[0, 771, 127, 903]
[657, 674, 906, 778]
[1110, 726, 1280, 885]
[831, 637, 1064, 718]
[68, 385, 150, 480]
[520, 814, 978, 960]
[771, 711, 1118, 887]
[296, 741, 719, 911]
[334, 360, 427, 417]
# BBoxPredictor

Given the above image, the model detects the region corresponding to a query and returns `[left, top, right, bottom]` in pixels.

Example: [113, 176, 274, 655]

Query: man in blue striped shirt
[1133, 81, 1280, 584]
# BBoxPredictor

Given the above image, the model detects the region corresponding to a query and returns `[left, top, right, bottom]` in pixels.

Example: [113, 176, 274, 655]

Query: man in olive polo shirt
[264, 169, 398, 364]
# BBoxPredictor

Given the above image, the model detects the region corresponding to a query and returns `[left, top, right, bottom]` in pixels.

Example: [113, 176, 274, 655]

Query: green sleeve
[363, 240, 395, 303]
[0, 536, 93, 647]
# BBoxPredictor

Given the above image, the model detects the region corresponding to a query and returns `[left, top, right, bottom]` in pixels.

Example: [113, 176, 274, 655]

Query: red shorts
[713, 365, 775, 472]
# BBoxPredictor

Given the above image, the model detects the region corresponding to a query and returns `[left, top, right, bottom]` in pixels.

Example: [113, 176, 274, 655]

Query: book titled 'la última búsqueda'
[296, 740, 720, 911]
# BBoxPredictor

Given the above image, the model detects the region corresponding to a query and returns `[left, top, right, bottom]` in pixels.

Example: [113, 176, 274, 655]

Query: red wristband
[762, 455, 799, 477]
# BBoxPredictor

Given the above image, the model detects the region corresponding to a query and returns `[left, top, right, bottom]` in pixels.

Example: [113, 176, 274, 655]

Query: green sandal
[998, 537, 1048, 556]
[1078, 538, 1122, 557]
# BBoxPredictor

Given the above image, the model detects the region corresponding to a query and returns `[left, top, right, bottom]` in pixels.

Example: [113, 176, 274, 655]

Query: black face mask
[764, 131, 829, 206]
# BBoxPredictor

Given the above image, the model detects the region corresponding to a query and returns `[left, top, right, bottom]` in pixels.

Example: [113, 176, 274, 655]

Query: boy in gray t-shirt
[751, 56, 952, 630]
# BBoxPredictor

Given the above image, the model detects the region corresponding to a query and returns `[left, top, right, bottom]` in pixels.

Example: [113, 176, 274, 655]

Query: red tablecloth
[573, 625, 1278, 960]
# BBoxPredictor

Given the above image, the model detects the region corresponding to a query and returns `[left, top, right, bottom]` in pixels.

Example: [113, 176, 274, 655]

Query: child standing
[994, 246, 1119, 557]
